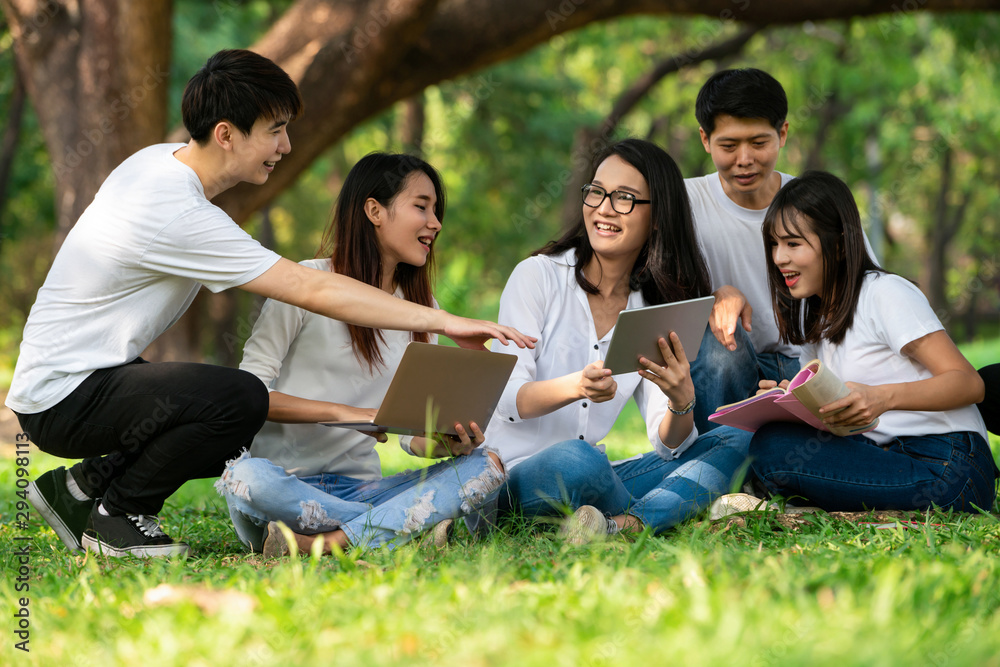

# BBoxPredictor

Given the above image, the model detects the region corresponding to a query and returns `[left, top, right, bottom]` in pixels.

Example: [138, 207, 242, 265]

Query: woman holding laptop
[483, 139, 753, 542]
[217, 153, 507, 555]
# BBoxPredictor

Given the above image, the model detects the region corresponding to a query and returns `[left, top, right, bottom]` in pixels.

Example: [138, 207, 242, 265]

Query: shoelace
[127, 514, 167, 538]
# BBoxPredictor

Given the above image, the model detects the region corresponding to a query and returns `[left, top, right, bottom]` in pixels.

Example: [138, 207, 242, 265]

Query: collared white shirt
[485, 249, 697, 469]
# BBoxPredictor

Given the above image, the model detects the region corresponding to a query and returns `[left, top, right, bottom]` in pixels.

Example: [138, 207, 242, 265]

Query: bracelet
[667, 396, 696, 415]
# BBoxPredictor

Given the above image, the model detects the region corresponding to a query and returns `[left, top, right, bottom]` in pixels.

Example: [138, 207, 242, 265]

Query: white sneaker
[561, 505, 616, 545]
[708, 493, 774, 520]
[431, 519, 454, 549]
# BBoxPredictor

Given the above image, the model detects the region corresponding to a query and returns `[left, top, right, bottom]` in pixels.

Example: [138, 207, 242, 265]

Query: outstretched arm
[240, 259, 536, 350]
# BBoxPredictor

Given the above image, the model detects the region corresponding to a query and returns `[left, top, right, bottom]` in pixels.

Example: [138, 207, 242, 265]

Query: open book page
[709, 387, 827, 432]
[784, 359, 877, 436]
[707, 359, 878, 435]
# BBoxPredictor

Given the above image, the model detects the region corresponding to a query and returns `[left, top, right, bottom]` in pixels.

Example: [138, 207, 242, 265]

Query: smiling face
[770, 209, 825, 300]
[700, 113, 787, 210]
[369, 171, 440, 278]
[583, 154, 652, 269]
[229, 116, 291, 186]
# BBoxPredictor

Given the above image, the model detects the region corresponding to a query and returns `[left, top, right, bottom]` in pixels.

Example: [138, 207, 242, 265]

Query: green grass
[4, 444, 1000, 666]
[1, 337, 998, 665]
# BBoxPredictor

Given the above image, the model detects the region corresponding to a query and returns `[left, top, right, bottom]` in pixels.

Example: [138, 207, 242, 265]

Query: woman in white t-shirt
[217, 153, 505, 554]
[483, 139, 754, 541]
[741, 170, 996, 512]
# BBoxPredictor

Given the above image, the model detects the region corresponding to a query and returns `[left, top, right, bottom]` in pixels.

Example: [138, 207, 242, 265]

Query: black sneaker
[27, 466, 94, 552]
[81, 505, 190, 558]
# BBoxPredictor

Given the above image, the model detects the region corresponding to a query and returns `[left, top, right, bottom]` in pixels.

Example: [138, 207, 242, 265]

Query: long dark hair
[534, 138, 710, 305]
[316, 152, 445, 371]
[762, 170, 882, 345]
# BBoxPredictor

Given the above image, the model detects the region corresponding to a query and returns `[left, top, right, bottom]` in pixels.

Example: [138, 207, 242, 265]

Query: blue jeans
[690, 324, 799, 434]
[218, 448, 506, 550]
[749, 422, 998, 512]
[498, 426, 753, 535]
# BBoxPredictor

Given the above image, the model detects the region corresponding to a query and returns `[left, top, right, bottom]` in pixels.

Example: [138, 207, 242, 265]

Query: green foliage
[2, 9, 999, 359]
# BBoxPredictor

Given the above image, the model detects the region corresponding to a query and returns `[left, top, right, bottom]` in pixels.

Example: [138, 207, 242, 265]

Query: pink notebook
[708, 360, 878, 436]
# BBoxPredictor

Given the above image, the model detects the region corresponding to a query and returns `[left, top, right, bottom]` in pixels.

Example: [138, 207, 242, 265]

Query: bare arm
[514, 362, 617, 421]
[709, 285, 753, 351]
[820, 330, 984, 429]
[240, 259, 535, 350]
[264, 391, 388, 442]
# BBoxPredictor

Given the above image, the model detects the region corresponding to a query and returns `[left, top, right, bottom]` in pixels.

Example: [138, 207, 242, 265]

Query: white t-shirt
[241, 258, 434, 479]
[6, 144, 281, 414]
[801, 272, 987, 444]
[686, 171, 798, 358]
[485, 250, 697, 470]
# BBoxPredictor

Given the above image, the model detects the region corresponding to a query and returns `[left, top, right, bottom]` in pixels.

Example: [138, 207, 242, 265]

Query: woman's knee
[214, 452, 284, 502]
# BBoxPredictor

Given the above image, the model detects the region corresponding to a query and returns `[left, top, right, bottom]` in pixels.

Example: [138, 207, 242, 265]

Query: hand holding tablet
[602, 295, 714, 375]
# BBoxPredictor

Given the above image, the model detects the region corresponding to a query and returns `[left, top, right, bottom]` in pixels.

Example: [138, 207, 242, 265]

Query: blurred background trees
[1, 0, 998, 372]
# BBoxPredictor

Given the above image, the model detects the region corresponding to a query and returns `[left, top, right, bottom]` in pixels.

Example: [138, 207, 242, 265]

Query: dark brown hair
[762, 170, 882, 345]
[182, 49, 303, 143]
[317, 153, 444, 372]
[534, 138, 711, 305]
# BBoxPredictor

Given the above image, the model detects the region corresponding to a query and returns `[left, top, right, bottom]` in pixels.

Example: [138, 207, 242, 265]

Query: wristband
[667, 396, 696, 415]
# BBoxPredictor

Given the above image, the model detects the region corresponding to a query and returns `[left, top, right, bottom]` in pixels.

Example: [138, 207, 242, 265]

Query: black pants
[15, 359, 268, 515]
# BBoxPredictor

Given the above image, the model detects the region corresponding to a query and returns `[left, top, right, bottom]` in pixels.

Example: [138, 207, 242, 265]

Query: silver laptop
[602, 295, 714, 375]
[322, 342, 517, 437]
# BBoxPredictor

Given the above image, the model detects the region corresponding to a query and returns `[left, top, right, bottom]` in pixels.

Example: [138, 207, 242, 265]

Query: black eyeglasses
[581, 184, 651, 215]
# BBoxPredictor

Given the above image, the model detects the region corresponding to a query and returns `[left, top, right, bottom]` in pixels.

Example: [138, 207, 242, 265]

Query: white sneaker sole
[81, 533, 190, 558]
[27, 480, 85, 553]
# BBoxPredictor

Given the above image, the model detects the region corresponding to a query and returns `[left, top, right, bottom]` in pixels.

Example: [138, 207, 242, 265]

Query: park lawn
[2, 336, 998, 666]
[3, 437, 1000, 667]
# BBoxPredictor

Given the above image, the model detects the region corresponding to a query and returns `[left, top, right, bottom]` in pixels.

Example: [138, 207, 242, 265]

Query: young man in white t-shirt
[11, 50, 531, 558]
[685, 68, 800, 433]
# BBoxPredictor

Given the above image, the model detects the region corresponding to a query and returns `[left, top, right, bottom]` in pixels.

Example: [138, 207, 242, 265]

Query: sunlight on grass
[1, 339, 997, 665]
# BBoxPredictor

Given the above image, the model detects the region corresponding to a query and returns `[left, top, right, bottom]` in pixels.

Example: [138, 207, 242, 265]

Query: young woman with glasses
[480, 138, 754, 542]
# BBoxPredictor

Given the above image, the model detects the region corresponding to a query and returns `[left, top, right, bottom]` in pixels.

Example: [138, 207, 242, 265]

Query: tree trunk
[399, 93, 426, 157]
[0, 62, 26, 255]
[2, 0, 173, 250]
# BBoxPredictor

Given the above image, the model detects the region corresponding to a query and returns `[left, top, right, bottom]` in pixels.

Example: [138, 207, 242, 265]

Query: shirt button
[509, 417, 514, 422]
[582, 402, 588, 408]
[578, 435, 584, 439]
[593, 344, 599, 350]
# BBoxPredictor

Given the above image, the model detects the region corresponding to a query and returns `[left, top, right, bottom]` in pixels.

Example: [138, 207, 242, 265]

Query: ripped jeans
[218, 448, 505, 551]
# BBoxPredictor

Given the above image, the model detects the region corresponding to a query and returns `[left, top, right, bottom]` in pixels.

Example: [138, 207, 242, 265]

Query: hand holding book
[709, 359, 879, 436]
